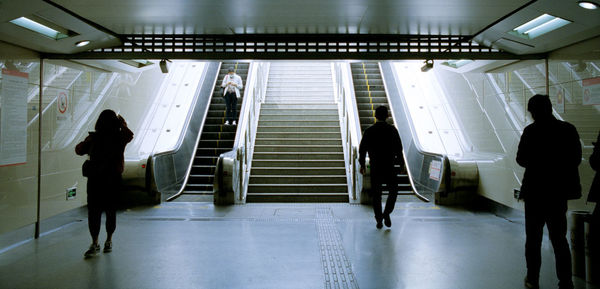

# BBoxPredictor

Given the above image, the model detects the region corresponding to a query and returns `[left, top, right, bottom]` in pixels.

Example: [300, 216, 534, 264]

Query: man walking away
[359, 106, 403, 229]
[516, 94, 581, 289]
[221, 67, 243, 125]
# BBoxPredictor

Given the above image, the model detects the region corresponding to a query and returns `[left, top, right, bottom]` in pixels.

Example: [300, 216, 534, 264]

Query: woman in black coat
[76, 109, 133, 257]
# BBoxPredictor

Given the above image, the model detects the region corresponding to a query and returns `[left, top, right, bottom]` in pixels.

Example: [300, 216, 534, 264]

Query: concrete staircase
[351, 62, 412, 193]
[247, 62, 348, 202]
[181, 62, 249, 197]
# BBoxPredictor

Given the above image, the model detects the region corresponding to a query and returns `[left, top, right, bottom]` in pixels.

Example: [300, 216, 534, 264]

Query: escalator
[350, 62, 413, 195]
[177, 61, 249, 200]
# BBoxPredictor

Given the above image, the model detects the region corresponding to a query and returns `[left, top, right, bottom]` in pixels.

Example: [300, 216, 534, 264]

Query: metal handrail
[151, 62, 219, 201]
[332, 61, 363, 202]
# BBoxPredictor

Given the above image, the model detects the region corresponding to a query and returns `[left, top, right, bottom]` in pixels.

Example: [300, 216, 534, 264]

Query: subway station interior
[1, 0, 600, 288]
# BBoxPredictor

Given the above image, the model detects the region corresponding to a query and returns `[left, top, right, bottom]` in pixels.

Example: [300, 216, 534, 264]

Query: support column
[545, 58, 549, 95]
[35, 59, 43, 239]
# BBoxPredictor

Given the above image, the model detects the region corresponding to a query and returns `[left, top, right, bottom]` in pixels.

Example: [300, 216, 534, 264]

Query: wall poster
[0, 69, 28, 166]
[582, 77, 600, 105]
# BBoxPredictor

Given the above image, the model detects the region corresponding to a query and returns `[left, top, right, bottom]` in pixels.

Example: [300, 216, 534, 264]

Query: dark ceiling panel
[51, 0, 529, 35]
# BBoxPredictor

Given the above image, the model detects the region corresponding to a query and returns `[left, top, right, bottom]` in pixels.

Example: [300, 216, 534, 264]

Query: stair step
[259, 120, 340, 126]
[249, 175, 348, 184]
[246, 193, 348, 203]
[188, 174, 214, 183]
[253, 145, 343, 153]
[248, 183, 347, 193]
[190, 165, 216, 175]
[185, 184, 213, 191]
[197, 148, 232, 155]
[254, 138, 342, 146]
[260, 115, 339, 121]
[251, 167, 346, 175]
[253, 152, 343, 160]
[355, 97, 389, 103]
[198, 139, 234, 148]
[251, 159, 345, 168]
[260, 108, 338, 115]
[256, 132, 341, 138]
[257, 126, 341, 133]
[261, 103, 338, 109]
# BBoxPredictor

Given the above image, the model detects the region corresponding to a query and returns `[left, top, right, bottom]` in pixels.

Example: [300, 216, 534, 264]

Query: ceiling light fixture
[509, 14, 571, 39]
[118, 59, 154, 68]
[442, 59, 473, 69]
[9, 16, 72, 40]
[578, 1, 599, 9]
[75, 40, 90, 47]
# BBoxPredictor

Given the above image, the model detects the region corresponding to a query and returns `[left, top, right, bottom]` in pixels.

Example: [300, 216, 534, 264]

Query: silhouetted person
[76, 109, 133, 258]
[516, 94, 581, 289]
[359, 106, 403, 229]
[221, 67, 243, 126]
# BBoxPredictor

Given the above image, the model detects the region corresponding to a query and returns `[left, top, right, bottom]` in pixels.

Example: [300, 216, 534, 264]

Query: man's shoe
[383, 214, 392, 228]
[224, 120, 230, 125]
[524, 277, 539, 289]
[103, 241, 112, 253]
[84, 244, 100, 258]
[376, 220, 383, 229]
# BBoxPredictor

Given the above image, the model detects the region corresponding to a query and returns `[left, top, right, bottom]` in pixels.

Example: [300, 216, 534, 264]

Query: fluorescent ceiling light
[442, 59, 473, 69]
[10, 17, 70, 40]
[509, 14, 571, 39]
[578, 1, 599, 9]
[75, 40, 90, 47]
[118, 59, 154, 68]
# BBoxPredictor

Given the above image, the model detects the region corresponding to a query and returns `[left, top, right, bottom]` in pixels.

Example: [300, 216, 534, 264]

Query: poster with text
[582, 77, 600, 105]
[429, 160, 442, 181]
[555, 87, 565, 113]
[0, 69, 28, 166]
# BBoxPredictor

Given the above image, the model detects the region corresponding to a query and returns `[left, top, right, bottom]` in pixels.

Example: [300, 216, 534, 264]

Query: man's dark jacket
[516, 116, 581, 201]
[359, 121, 403, 170]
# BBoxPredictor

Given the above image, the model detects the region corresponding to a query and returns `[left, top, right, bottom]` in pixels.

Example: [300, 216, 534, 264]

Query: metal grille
[44, 34, 538, 60]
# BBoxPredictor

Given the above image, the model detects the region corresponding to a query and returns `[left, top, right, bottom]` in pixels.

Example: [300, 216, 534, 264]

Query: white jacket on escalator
[221, 73, 243, 99]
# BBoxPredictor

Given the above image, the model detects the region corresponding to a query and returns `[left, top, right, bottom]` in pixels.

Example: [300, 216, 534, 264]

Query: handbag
[82, 159, 94, 177]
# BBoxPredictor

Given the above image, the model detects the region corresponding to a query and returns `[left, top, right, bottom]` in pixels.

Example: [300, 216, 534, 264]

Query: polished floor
[0, 201, 597, 289]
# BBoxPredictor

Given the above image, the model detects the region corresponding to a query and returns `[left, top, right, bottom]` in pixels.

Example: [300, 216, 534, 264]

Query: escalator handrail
[379, 61, 448, 199]
[152, 62, 219, 201]
[215, 61, 270, 203]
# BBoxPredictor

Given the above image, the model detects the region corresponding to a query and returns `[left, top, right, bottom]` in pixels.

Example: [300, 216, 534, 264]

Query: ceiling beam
[42, 33, 546, 60]
[43, 51, 545, 60]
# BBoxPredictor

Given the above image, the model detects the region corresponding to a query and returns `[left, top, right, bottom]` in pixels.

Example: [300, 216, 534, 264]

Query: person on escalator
[76, 109, 134, 258]
[221, 67, 243, 126]
[359, 106, 403, 229]
[516, 94, 581, 289]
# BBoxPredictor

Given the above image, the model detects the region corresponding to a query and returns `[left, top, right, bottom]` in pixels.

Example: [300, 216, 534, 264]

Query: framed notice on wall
[582, 77, 600, 105]
[0, 69, 28, 167]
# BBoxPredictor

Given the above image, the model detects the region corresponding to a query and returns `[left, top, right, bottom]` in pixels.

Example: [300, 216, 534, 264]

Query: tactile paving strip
[316, 207, 359, 289]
